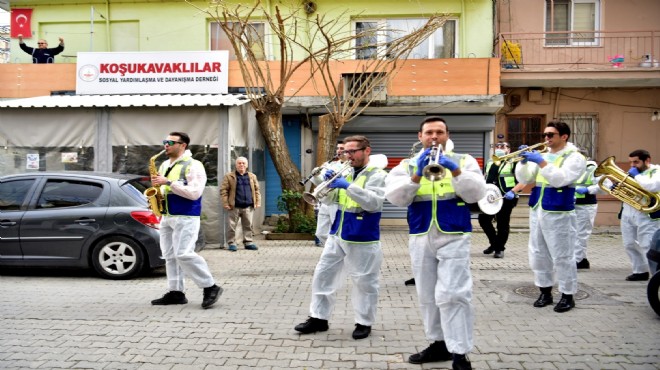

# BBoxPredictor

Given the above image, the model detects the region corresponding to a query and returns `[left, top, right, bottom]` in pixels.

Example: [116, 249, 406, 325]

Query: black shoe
[294, 317, 329, 334]
[494, 251, 504, 258]
[452, 354, 472, 370]
[553, 294, 575, 313]
[408, 340, 453, 364]
[201, 285, 223, 309]
[626, 272, 650, 281]
[483, 246, 495, 254]
[533, 293, 553, 307]
[151, 291, 188, 305]
[576, 258, 590, 269]
[352, 324, 371, 340]
[405, 278, 416, 286]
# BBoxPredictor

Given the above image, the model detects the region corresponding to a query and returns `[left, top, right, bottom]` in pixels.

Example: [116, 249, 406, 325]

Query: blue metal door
[265, 116, 301, 215]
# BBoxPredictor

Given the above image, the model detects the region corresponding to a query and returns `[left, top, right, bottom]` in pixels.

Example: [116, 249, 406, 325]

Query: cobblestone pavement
[1, 229, 659, 369]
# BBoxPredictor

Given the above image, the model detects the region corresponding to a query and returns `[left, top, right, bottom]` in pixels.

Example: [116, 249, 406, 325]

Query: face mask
[494, 149, 506, 157]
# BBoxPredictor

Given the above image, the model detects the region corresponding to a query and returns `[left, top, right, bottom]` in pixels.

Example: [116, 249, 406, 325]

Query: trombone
[492, 141, 549, 165]
[303, 161, 352, 206]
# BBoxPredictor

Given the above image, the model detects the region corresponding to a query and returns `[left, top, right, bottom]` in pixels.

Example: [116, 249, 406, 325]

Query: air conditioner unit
[342, 72, 387, 104]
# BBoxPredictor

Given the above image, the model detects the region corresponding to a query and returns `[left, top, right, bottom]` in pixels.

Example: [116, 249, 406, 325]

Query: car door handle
[0, 220, 17, 227]
[74, 218, 96, 224]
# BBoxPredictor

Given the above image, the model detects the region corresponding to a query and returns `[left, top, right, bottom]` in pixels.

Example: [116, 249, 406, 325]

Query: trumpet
[492, 141, 549, 165]
[299, 155, 339, 186]
[422, 142, 446, 181]
[594, 156, 660, 214]
[303, 160, 352, 206]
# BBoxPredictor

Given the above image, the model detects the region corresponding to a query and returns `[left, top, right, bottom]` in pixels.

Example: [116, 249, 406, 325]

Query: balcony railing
[497, 30, 660, 70]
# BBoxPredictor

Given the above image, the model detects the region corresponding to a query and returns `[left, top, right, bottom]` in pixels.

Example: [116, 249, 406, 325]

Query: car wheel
[648, 271, 660, 317]
[91, 236, 145, 280]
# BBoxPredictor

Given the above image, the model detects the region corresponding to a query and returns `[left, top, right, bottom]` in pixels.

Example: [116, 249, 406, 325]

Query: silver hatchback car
[0, 172, 164, 279]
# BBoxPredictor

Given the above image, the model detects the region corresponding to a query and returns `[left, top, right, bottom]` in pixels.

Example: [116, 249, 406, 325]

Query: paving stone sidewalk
[0, 229, 658, 369]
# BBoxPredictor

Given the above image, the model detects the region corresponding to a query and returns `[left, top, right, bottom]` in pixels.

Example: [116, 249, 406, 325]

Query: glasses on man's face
[342, 148, 366, 156]
[163, 140, 183, 146]
[37, 43, 47, 45]
[542, 132, 557, 138]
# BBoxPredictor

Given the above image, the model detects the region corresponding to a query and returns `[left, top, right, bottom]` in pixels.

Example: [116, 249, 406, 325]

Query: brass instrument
[492, 141, 549, 165]
[422, 141, 445, 181]
[303, 160, 352, 206]
[594, 156, 660, 213]
[144, 150, 166, 217]
[300, 155, 339, 186]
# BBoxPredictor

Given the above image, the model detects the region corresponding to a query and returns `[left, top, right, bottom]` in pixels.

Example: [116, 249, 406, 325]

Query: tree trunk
[316, 114, 339, 166]
[255, 106, 305, 232]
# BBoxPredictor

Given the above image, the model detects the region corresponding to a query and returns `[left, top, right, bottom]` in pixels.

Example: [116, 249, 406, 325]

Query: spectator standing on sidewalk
[221, 157, 261, 252]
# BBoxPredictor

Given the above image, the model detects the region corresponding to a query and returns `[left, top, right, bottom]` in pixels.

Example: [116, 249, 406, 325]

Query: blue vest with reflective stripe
[329, 166, 383, 242]
[528, 151, 576, 212]
[407, 153, 472, 234]
[160, 158, 202, 216]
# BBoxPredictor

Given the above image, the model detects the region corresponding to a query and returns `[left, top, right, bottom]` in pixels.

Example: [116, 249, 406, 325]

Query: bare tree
[188, 0, 446, 230]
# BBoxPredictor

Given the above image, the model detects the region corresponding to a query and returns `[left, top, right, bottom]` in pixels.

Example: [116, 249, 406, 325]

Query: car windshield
[122, 178, 149, 204]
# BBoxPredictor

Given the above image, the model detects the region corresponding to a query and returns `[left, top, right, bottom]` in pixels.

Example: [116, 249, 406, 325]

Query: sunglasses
[342, 148, 366, 156]
[162, 140, 183, 146]
[542, 132, 557, 138]
[37, 42, 47, 45]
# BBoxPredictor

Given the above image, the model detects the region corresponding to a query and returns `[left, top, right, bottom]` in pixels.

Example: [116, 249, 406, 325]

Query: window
[210, 22, 266, 60]
[0, 179, 35, 211]
[37, 180, 103, 209]
[506, 115, 545, 150]
[559, 113, 597, 159]
[355, 18, 457, 60]
[545, 0, 599, 46]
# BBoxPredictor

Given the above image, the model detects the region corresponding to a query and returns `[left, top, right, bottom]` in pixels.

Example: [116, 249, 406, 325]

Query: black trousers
[477, 197, 518, 251]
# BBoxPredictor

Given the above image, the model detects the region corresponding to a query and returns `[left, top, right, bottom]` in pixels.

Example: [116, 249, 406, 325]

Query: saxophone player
[150, 132, 223, 309]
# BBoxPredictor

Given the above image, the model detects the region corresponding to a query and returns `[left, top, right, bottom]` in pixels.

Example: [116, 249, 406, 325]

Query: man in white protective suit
[150, 131, 222, 309]
[310, 141, 345, 247]
[294, 135, 387, 341]
[515, 121, 585, 313]
[385, 117, 485, 370]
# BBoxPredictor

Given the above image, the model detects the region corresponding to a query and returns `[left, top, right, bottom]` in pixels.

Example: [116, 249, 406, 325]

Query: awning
[0, 93, 251, 108]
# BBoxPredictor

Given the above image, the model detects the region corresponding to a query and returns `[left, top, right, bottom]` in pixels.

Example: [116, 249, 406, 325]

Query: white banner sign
[76, 51, 229, 95]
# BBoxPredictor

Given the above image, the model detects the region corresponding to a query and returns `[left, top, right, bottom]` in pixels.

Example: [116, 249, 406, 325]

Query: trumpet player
[385, 117, 485, 370]
[295, 135, 387, 341]
[515, 121, 585, 313]
[310, 141, 345, 247]
[619, 149, 660, 281]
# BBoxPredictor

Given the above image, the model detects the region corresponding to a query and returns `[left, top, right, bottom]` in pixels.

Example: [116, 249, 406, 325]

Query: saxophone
[144, 150, 166, 217]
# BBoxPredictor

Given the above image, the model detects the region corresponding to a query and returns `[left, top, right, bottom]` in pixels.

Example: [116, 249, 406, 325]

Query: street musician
[619, 149, 660, 281]
[309, 141, 345, 247]
[515, 121, 585, 313]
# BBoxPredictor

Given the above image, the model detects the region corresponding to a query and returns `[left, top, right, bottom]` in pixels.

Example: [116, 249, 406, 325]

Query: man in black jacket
[18, 35, 64, 63]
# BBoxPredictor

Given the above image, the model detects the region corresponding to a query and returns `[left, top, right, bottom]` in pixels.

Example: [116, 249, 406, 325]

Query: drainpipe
[105, 0, 111, 51]
[461, 0, 466, 57]
[552, 87, 561, 120]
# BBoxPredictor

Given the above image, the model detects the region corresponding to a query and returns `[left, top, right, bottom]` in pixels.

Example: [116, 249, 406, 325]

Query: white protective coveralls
[515, 143, 585, 294]
[159, 150, 215, 292]
[311, 159, 347, 246]
[620, 164, 660, 274]
[574, 160, 601, 262]
[384, 149, 485, 355]
[309, 154, 387, 326]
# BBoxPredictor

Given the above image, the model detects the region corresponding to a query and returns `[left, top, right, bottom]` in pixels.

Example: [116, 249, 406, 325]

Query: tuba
[594, 156, 660, 214]
[144, 150, 166, 217]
